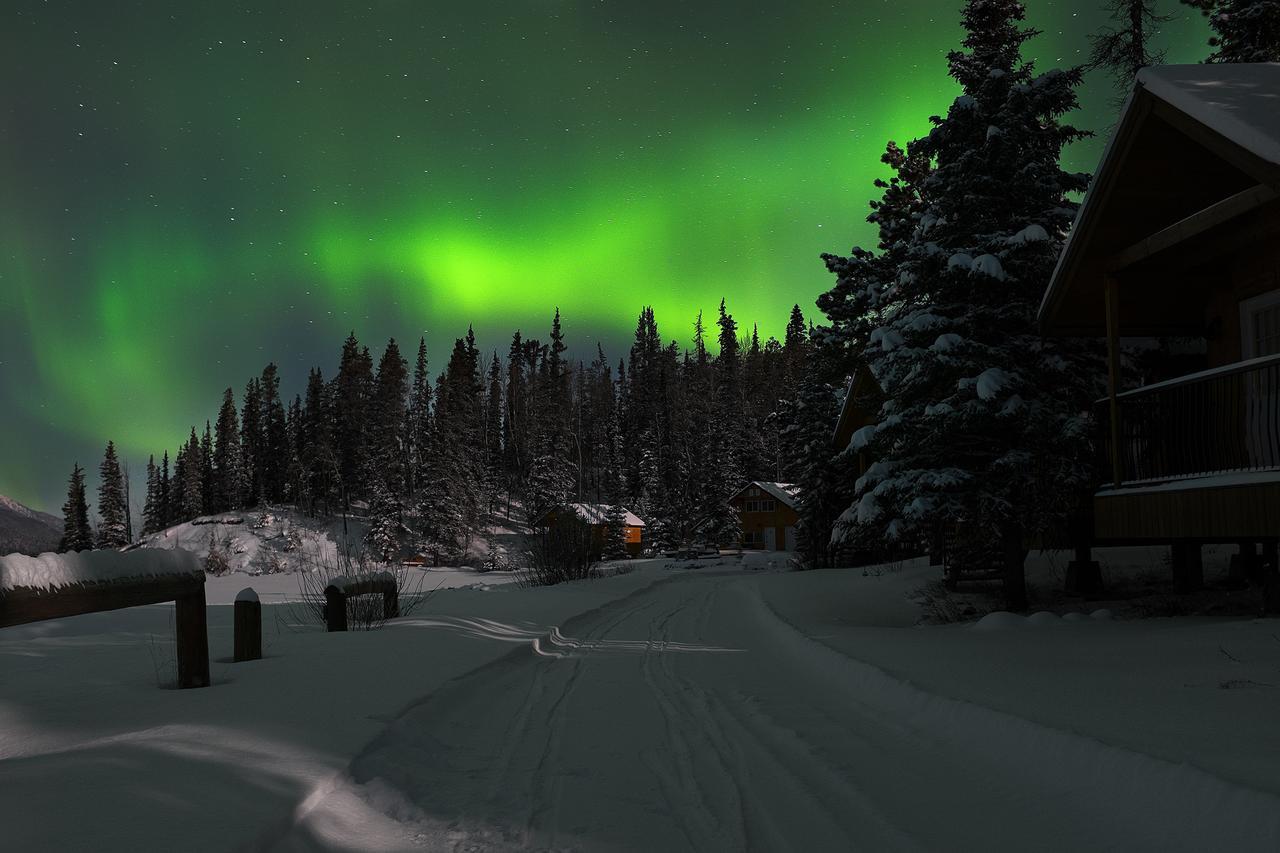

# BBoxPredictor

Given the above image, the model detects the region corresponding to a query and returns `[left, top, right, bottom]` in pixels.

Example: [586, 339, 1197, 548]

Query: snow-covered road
[277, 570, 1280, 852]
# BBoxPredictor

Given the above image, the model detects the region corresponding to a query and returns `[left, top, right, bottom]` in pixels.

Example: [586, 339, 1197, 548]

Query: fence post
[175, 584, 211, 689]
[234, 588, 262, 662]
[383, 580, 399, 619]
[325, 585, 347, 632]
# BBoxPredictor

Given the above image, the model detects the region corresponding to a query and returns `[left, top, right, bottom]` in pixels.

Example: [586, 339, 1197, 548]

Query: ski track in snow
[270, 571, 1280, 852]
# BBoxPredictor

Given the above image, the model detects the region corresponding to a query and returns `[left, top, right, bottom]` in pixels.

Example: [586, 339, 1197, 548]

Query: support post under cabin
[1170, 542, 1204, 593]
[1103, 274, 1123, 488]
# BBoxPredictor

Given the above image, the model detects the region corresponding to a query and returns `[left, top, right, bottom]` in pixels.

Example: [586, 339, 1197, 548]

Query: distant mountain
[0, 495, 63, 556]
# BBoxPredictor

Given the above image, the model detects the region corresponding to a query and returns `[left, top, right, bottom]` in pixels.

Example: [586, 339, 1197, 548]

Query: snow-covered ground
[3, 550, 1280, 851]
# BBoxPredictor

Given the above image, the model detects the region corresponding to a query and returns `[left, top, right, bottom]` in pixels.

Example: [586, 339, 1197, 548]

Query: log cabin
[729, 482, 800, 551]
[532, 503, 646, 558]
[1039, 63, 1280, 599]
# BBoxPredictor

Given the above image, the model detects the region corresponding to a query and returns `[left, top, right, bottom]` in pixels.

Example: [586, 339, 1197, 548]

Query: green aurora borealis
[2, 1, 1208, 512]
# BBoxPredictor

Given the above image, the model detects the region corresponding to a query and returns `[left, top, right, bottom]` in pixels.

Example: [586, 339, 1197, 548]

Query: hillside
[0, 495, 63, 556]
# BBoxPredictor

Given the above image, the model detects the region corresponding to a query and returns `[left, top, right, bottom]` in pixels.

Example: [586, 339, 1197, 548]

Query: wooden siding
[728, 494, 799, 551]
[1095, 479, 1280, 541]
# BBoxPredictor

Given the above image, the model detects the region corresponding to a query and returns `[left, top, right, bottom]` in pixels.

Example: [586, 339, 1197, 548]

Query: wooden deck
[1095, 473, 1280, 542]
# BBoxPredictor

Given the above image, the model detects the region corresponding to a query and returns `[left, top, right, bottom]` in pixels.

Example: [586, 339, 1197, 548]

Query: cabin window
[744, 499, 777, 513]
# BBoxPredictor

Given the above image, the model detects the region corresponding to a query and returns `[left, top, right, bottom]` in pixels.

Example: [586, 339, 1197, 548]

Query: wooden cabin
[832, 363, 883, 478]
[532, 503, 646, 558]
[1039, 64, 1280, 596]
[729, 482, 800, 551]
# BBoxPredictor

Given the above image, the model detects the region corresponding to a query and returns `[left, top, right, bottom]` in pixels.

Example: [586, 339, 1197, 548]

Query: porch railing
[1096, 353, 1280, 485]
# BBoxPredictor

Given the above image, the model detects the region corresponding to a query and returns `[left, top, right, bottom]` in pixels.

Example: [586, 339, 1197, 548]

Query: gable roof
[1040, 63, 1280, 335]
[832, 363, 883, 450]
[1140, 64, 1280, 168]
[729, 481, 799, 510]
[535, 503, 645, 528]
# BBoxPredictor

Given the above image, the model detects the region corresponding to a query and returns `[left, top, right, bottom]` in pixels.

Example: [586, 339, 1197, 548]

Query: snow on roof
[733, 482, 800, 510]
[1138, 64, 1280, 168]
[562, 503, 645, 527]
[0, 548, 203, 593]
[1041, 63, 1280, 328]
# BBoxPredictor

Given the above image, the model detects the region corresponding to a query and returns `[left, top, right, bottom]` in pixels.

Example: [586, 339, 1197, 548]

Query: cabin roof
[534, 503, 645, 528]
[730, 481, 799, 510]
[832, 363, 883, 450]
[1040, 63, 1280, 335]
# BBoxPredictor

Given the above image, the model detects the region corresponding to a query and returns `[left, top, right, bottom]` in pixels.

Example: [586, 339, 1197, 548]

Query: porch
[1094, 353, 1280, 542]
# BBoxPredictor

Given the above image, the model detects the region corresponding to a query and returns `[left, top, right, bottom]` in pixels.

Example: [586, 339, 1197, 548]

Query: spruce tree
[96, 441, 129, 548]
[333, 333, 374, 506]
[58, 462, 94, 552]
[260, 363, 289, 503]
[302, 367, 339, 514]
[213, 388, 244, 511]
[159, 450, 173, 528]
[200, 421, 215, 513]
[180, 427, 205, 520]
[142, 455, 160, 536]
[1089, 0, 1171, 100]
[240, 377, 263, 504]
[1183, 0, 1280, 62]
[371, 338, 409, 496]
[407, 338, 432, 499]
[826, 0, 1098, 608]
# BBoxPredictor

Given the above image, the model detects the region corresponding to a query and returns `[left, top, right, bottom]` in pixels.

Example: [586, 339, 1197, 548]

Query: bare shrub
[204, 531, 231, 576]
[288, 545, 433, 630]
[520, 521, 598, 587]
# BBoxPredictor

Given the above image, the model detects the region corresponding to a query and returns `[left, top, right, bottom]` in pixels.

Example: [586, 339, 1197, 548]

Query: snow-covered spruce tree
[212, 388, 243, 512]
[832, 0, 1099, 608]
[1183, 0, 1280, 62]
[141, 455, 160, 536]
[1089, 0, 1171, 101]
[180, 427, 205, 520]
[240, 377, 263, 505]
[96, 441, 129, 548]
[199, 422, 214, 513]
[260, 363, 290, 503]
[780, 346, 857, 570]
[602, 489, 630, 561]
[333, 333, 375, 508]
[406, 338, 432, 499]
[158, 451, 173, 528]
[58, 462, 94, 552]
[365, 478, 403, 562]
[417, 333, 485, 563]
[302, 367, 339, 516]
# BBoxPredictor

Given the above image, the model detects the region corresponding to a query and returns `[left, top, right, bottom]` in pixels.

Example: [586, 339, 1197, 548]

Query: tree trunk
[1002, 526, 1028, 612]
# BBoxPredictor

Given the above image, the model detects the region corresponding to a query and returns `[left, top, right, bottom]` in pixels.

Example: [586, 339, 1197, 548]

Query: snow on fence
[0, 548, 210, 689]
[323, 572, 399, 632]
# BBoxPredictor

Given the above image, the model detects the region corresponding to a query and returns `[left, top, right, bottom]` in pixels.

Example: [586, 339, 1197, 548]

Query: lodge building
[1039, 63, 1280, 600]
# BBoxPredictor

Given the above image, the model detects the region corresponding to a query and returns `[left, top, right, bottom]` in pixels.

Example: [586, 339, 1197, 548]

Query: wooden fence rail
[0, 571, 210, 688]
[323, 575, 398, 632]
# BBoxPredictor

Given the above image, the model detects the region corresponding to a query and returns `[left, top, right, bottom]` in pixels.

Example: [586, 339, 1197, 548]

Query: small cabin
[1039, 64, 1280, 597]
[832, 363, 884, 477]
[729, 482, 800, 551]
[532, 503, 646, 557]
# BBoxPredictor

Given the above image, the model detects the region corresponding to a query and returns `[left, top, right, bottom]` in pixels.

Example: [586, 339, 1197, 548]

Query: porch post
[1104, 274, 1123, 488]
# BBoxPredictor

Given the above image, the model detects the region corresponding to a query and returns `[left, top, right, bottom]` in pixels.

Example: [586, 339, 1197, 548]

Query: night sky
[2, 1, 1208, 513]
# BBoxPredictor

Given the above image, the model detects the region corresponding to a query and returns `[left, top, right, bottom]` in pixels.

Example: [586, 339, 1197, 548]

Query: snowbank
[0, 548, 202, 592]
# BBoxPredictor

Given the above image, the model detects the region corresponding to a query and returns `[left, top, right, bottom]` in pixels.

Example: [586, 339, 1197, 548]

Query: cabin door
[763, 527, 776, 550]
[1239, 290, 1280, 468]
